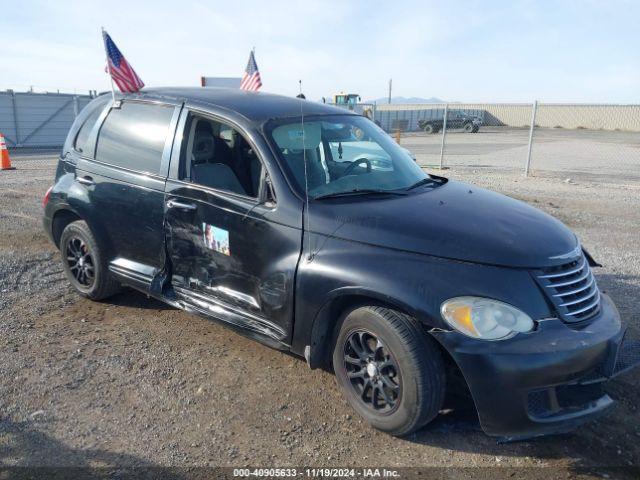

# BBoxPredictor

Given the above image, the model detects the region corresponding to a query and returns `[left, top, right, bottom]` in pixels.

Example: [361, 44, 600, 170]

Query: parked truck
[418, 110, 482, 134]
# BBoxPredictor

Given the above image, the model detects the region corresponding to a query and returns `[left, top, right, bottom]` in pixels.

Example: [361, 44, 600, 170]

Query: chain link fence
[528, 103, 640, 179]
[3, 91, 640, 181]
[373, 102, 640, 179]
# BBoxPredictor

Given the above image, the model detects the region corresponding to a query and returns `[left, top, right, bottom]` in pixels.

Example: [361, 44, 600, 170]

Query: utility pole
[388, 79, 392, 104]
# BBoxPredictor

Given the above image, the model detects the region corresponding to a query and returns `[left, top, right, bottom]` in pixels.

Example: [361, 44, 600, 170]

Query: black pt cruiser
[43, 88, 639, 439]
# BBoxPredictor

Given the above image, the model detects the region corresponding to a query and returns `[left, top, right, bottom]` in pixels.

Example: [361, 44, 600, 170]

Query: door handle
[76, 176, 95, 186]
[166, 199, 197, 211]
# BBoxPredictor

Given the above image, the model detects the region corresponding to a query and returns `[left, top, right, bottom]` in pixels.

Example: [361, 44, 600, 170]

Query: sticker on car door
[202, 223, 230, 256]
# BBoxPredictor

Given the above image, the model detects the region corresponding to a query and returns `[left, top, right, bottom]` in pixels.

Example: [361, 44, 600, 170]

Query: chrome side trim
[174, 285, 285, 340]
[109, 257, 157, 284]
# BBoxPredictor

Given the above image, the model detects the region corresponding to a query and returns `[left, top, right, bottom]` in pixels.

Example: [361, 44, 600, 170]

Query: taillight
[43, 186, 53, 208]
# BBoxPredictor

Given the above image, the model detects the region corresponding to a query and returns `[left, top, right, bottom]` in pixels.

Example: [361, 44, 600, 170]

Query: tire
[332, 306, 445, 436]
[472, 125, 480, 133]
[464, 122, 474, 133]
[423, 123, 435, 134]
[59, 220, 120, 301]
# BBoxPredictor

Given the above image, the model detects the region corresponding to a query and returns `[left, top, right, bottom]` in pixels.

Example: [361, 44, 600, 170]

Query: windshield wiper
[405, 177, 439, 191]
[313, 189, 408, 200]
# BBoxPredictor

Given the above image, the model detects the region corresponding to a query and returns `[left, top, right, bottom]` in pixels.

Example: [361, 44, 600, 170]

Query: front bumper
[433, 293, 640, 438]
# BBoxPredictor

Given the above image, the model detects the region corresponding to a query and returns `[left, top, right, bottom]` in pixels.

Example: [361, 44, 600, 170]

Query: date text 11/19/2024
[233, 468, 400, 478]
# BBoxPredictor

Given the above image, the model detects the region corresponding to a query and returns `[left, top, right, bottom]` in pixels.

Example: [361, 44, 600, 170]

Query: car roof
[124, 87, 357, 123]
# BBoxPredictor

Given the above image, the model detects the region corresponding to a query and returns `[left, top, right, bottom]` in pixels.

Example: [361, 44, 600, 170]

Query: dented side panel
[162, 104, 305, 344]
[164, 180, 302, 342]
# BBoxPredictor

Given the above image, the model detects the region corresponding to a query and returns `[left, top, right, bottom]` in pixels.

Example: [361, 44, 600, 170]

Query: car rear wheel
[332, 306, 445, 436]
[464, 122, 474, 133]
[423, 123, 435, 134]
[60, 220, 120, 301]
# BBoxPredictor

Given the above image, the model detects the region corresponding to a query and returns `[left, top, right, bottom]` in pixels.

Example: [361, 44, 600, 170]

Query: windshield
[267, 115, 429, 199]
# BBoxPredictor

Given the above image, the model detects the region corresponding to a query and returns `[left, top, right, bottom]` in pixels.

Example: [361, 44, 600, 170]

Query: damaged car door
[164, 109, 301, 348]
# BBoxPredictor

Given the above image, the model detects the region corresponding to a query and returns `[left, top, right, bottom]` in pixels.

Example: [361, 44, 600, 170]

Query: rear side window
[95, 102, 174, 174]
[74, 106, 104, 155]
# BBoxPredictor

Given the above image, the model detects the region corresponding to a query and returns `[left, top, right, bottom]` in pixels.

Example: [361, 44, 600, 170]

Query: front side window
[267, 115, 428, 199]
[95, 102, 174, 174]
[180, 113, 262, 198]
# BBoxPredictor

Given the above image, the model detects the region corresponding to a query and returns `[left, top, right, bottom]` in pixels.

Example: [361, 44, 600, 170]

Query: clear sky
[1, 0, 638, 102]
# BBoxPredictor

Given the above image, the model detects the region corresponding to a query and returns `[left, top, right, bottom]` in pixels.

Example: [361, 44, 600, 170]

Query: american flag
[102, 30, 145, 93]
[239, 50, 262, 91]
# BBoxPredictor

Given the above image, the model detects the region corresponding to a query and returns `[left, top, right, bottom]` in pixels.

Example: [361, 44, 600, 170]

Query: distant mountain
[365, 96, 446, 104]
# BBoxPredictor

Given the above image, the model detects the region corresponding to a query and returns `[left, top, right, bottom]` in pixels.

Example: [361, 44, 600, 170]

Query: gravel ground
[1, 152, 639, 479]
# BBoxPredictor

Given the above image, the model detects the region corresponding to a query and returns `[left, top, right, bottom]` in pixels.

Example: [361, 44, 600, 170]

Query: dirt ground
[1, 152, 639, 479]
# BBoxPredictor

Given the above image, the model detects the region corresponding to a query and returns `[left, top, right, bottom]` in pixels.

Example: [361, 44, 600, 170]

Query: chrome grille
[534, 254, 600, 323]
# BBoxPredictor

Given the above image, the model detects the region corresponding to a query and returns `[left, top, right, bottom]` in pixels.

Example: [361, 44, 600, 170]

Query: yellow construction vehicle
[333, 92, 361, 110]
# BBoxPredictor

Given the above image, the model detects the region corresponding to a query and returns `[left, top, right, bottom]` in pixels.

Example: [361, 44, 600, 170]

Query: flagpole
[101, 27, 117, 104]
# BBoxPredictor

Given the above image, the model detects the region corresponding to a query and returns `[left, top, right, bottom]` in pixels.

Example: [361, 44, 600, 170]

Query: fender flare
[50, 202, 115, 259]
[304, 286, 440, 369]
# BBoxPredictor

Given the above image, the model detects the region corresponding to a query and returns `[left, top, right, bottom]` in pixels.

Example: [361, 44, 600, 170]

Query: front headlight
[440, 297, 534, 340]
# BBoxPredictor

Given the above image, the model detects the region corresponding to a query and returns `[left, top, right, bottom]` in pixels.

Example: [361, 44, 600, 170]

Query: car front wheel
[332, 306, 445, 436]
[423, 123, 435, 134]
[59, 220, 120, 301]
[464, 123, 474, 133]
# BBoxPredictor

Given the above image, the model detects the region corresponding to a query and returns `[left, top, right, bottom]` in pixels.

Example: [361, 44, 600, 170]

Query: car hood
[310, 180, 578, 268]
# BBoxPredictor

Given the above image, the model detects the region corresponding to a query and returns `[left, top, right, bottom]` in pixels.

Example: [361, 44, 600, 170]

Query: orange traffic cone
[0, 133, 15, 170]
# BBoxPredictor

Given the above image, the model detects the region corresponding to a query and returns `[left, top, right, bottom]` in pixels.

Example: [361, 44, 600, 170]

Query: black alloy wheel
[59, 220, 120, 300]
[343, 329, 402, 414]
[65, 236, 95, 288]
[333, 306, 446, 436]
